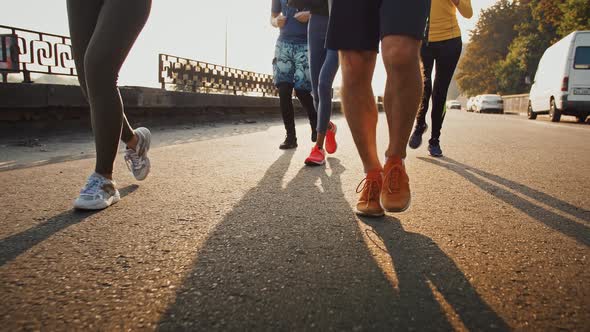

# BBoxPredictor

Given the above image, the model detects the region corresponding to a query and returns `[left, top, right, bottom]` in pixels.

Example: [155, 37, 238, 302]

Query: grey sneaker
[74, 173, 120, 210]
[125, 127, 151, 181]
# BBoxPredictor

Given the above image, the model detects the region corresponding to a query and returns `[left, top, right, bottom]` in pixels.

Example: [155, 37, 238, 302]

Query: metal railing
[0, 25, 76, 83]
[159, 53, 277, 97]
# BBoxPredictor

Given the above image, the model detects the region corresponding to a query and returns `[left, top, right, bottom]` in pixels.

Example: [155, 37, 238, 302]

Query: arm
[451, 0, 473, 19]
[270, 0, 286, 28]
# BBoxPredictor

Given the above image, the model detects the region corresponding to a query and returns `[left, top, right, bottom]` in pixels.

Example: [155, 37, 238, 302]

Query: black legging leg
[278, 83, 296, 138]
[416, 45, 435, 128]
[430, 38, 462, 144]
[295, 89, 318, 133]
[67, 0, 151, 175]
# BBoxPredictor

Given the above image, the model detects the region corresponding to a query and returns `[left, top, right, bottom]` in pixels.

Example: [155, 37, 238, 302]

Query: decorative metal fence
[0, 25, 76, 83]
[159, 53, 277, 97]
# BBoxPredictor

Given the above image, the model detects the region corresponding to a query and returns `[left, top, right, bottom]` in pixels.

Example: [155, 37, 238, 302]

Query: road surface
[1, 111, 588, 331]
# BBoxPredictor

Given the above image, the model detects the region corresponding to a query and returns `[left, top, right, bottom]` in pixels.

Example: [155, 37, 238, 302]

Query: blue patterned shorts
[273, 39, 312, 91]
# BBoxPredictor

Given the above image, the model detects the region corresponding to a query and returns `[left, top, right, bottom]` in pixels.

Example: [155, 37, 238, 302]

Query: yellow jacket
[428, 0, 473, 42]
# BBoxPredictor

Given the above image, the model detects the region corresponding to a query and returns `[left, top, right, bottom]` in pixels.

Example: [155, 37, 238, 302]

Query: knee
[382, 36, 421, 71]
[340, 51, 374, 89]
[84, 51, 118, 87]
[295, 89, 311, 99]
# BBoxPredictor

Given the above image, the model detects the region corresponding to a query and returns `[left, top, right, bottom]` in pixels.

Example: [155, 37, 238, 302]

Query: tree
[558, 0, 590, 37]
[456, 0, 519, 96]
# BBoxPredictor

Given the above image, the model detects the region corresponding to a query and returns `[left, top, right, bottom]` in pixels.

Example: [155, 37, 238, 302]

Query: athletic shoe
[325, 122, 337, 154]
[355, 170, 385, 217]
[428, 141, 443, 157]
[311, 128, 318, 143]
[304, 145, 326, 166]
[279, 136, 298, 150]
[124, 127, 151, 181]
[73, 173, 120, 210]
[381, 156, 411, 212]
[409, 123, 428, 149]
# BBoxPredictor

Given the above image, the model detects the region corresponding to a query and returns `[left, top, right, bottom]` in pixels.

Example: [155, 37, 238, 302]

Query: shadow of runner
[360, 216, 510, 331]
[0, 184, 138, 266]
[158, 155, 507, 330]
[419, 157, 589, 247]
[442, 157, 590, 223]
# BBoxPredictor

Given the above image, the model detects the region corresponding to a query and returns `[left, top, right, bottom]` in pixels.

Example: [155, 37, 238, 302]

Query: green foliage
[456, 0, 590, 96]
[558, 0, 590, 37]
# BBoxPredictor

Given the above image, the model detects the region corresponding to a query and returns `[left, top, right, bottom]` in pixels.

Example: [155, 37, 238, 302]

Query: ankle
[126, 133, 139, 151]
[96, 172, 113, 180]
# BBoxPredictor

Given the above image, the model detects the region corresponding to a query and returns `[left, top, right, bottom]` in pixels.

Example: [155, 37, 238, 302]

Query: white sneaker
[73, 173, 120, 210]
[124, 127, 151, 181]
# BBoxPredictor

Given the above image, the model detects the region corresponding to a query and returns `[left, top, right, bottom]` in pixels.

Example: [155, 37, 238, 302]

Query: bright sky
[0, 0, 498, 91]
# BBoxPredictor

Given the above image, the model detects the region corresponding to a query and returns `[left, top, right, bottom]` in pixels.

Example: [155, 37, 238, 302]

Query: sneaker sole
[326, 125, 338, 154]
[134, 157, 151, 181]
[133, 127, 152, 181]
[305, 159, 326, 166]
[381, 195, 412, 213]
[355, 208, 385, 218]
[74, 192, 121, 210]
[135, 127, 151, 156]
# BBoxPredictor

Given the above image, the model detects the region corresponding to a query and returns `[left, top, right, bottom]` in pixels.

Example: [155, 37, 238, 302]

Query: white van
[528, 31, 590, 122]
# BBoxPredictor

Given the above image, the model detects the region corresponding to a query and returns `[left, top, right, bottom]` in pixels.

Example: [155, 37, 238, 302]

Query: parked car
[446, 100, 462, 110]
[466, 97, 476, 112]
[528, 30, 590, 123]
[474, 94, 504, 113]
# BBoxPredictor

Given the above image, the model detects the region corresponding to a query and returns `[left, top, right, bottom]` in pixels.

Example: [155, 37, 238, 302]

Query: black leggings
[278, 83, 317, 139]
[67, 0, 151, 175]
[416, 37, 462, 144]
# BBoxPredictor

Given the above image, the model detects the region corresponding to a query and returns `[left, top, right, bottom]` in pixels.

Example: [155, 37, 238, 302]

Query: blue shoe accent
[409, 124, 428, 149]
[428, 142, 443, 157]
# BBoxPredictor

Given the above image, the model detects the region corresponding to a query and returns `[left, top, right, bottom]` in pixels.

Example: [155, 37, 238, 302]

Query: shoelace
[356, 177, 380, 208]
[125, 151, 143, 171]
[81, 176, 103, 195]
[384, 164, 402, 194]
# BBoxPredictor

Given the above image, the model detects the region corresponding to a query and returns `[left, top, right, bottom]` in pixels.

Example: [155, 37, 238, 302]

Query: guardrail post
[22, 69, 31, 83]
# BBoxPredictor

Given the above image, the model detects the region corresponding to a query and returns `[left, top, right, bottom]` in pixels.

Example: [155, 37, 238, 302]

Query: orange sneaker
[355, 170, 385, 217]
[381, 156, 411, 212]
[304, 145, 326, 166]
[325, 122, 337, 154]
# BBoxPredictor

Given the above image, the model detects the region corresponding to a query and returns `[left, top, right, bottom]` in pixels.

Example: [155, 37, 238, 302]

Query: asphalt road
[1, 110, 589, 331]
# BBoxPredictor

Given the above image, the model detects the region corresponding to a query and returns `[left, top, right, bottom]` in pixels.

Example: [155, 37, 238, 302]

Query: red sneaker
[304, 145, 326, 166]
[325, 122, 338, 154]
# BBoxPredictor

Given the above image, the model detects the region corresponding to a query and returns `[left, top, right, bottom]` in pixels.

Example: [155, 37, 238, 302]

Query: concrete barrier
[0, 83, 342, 122]
[503, 94, 529, 114]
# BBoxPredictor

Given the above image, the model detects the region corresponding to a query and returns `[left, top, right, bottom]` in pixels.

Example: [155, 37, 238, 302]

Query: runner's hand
[275, 14, 287, 28]
[294, 11, 310, 23]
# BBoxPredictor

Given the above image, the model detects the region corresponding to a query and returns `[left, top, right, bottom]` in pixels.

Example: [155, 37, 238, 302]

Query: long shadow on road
[360, 216, 510, 331]
[0, 185, 138, 267]
[157, 154, 507, 330]
[419, 157, 589, 248]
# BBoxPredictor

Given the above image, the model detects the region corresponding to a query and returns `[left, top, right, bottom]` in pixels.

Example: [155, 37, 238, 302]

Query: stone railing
[158, 53, 277, 97]
[0, 25, 76, 83]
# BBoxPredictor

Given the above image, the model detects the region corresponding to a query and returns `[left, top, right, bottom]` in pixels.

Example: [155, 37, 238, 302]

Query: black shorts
[326, 0, 431, 52]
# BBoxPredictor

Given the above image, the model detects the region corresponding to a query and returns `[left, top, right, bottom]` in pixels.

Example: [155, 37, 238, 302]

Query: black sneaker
[279, 136, 298, 150]
[409, 123, 428, 149]
[311, 128, 317, 143]
[428, 141, 443, 157]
